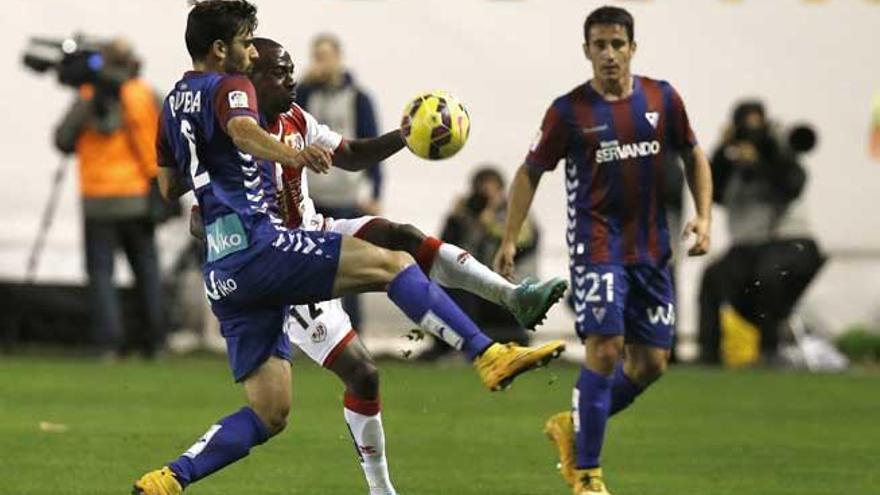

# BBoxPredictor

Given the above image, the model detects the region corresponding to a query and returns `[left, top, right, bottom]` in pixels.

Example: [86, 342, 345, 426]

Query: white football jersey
[267, 104, 343, 231]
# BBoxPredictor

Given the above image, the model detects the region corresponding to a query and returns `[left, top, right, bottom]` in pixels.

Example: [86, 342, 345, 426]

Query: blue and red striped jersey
[157, 71, 286, 267]
[526, 76, 697, 267]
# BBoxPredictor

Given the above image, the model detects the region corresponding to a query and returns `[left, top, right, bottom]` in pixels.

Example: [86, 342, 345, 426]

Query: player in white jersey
[211, 37, 566, 495]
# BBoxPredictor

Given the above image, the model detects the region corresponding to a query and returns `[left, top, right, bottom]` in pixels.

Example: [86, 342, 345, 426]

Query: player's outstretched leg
[357, 219, 568, 330]
[333, 235, 565, 391]
[325, 335, 398, 495]
[133, 357, 290, 494]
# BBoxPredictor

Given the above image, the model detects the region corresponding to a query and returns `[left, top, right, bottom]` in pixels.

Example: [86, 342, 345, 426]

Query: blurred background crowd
[2, 0, 880, 371]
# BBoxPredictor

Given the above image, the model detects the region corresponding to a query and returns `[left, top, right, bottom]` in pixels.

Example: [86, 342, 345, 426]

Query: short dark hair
[251, 37, 283, 72]
[733, 100, 766, 128]
[584, 6, 634, 43]
[252, 37, 281, 52]
[185, 0, 258, 60]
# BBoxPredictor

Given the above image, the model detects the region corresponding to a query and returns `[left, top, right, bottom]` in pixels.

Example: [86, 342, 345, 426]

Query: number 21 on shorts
[584, 272, 614, 303]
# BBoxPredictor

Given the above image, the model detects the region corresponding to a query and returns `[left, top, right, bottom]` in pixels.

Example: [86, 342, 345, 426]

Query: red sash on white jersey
[267, 104, 342, 230]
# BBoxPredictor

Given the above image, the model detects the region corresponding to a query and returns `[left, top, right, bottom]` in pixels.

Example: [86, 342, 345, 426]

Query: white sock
[429, 242, 517, 307]
[344, 407, 396, 495]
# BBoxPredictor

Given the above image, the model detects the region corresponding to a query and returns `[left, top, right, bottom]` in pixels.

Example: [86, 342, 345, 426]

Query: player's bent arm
[157, 167, 188, 202]
[333, 130, 405, 171]
[226, 116, 301, 166]
[680, 145, 713, 221]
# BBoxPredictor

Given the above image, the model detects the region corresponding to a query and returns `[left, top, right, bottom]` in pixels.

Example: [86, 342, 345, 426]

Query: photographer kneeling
[699, 101, 825, 365]
[53, 37, 165, 359]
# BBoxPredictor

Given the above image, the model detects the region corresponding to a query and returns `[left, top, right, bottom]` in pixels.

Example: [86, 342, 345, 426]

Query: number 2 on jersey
[181, 119, 210, 190]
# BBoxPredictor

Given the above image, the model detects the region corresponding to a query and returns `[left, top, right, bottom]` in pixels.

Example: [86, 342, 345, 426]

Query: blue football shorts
[205, 229, 343, 381]
[569, 263, 676, 349]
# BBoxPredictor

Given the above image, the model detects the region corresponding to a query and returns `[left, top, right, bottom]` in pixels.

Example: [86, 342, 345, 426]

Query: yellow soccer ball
[401, 91, 470, 160]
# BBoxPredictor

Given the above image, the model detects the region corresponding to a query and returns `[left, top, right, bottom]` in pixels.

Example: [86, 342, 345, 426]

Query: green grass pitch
[1, 355, 877, 494]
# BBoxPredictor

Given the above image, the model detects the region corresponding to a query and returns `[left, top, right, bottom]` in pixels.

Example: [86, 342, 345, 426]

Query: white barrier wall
[2, 0, 879, 344]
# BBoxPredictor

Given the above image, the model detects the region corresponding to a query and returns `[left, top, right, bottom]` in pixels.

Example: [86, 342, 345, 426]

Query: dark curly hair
[185, 0, 258, 60]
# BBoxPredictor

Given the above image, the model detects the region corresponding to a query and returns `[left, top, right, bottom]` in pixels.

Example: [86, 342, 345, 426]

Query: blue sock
[168, 407, 269, 487]
[388, 265, 493, 360]
[609, 362, 644, 417]
[573, 367, 612, 469]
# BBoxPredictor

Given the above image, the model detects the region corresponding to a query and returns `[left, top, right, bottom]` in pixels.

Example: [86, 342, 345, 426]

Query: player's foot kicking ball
[574, 467, 613, 495]
[544, 411, 577, 487]
[508, 277, 569, 330]
[474, 340, 566, 391]
[132, 467, 182, 495]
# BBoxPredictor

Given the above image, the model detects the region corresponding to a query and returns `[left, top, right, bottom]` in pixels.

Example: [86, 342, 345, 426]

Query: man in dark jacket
[699, 100, 825, 364]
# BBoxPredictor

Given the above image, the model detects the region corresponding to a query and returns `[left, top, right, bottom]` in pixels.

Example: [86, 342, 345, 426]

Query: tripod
[25, 155, 70, 283]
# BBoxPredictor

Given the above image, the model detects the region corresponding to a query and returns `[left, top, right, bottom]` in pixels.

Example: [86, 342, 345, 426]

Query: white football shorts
[284, 216, 380, 366]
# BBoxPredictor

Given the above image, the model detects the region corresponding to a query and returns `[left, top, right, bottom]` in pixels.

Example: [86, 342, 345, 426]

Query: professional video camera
[22, 34, 140, 103]
[732, 100, 817, 158]
[22, 35, 107, 88]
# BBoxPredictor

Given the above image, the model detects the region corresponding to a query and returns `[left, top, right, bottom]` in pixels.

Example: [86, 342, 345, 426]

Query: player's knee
[348, 361, 380, 399]
[591, 338, 624, 367]
[631, 357, 667, 385]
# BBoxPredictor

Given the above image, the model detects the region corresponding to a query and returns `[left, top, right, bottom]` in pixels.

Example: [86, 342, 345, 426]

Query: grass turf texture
[1, 355, 877, 494]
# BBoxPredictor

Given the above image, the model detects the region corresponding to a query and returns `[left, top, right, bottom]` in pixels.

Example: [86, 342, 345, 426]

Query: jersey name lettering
[169, 90, 202, 116]
[595, 140, 661, 164]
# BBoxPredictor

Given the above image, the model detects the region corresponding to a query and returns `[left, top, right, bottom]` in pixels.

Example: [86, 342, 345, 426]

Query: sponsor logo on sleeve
[228, 90, 249, 109]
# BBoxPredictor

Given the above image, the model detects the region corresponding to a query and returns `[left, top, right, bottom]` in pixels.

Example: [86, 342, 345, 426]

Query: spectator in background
[295, 33, 383, 332]
[53, 37, 165, 359]
[699, 100, 825, 364]
[417, 166, 541, 361]
[870, 92, 880, 162]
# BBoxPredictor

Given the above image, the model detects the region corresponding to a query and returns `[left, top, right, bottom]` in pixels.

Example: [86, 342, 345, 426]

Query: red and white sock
[344, 393, 396, 495]
[416, 237, 516, 307]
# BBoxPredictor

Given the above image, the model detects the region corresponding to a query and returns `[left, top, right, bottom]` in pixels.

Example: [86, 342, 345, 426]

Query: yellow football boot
[543, 411, 576, 486]
[474, 341, 566, 391]
[132, 467, 183, 495]
[574, 467, 612, 495]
